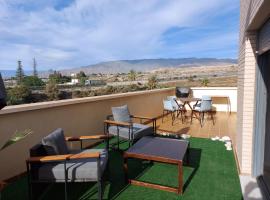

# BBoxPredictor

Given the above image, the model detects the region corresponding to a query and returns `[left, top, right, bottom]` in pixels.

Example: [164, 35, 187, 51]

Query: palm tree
[128, 70, 136, 81]
[0, 129, 32, 199]
[0, 129, 33, 151]
[201, 78, 209, 86]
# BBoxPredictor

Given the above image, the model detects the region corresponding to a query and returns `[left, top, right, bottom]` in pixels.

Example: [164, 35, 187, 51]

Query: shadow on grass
[107, 147, 202, 199]
[107, 150, 153, 200]
[183, 147, 202, 192]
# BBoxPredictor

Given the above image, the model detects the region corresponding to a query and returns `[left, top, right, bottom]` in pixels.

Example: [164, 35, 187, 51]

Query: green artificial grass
[1, 137, 242, 200]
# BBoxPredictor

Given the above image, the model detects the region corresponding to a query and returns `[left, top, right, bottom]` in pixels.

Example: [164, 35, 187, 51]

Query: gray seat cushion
[41, 128, 69, 155]
[194, 104, 215, 112]
[108, 123, 153, 140]
[111, 105, 131, 123]
[38, 149, 108, 182]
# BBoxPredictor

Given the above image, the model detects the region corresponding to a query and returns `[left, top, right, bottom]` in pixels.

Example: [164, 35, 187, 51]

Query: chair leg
[200, 112, 203, 127]
[64, 161, 68, 200]
[180, 110, 184, 124]
[162, 110, 165, 123]
[171, 111, 175, 125]
[202, 112, 205, 123]
[98, 179, 102, 200]
[117, 126, 120, 150]
[97, 159, 102, 200]
[26, 162, 32, 200]
[190, 110, 193, 124]
[210, 111, 215, 125]
[104, 124, 109, 150]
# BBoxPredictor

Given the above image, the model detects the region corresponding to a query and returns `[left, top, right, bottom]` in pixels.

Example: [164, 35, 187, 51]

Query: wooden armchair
[26, 128, 112, 200]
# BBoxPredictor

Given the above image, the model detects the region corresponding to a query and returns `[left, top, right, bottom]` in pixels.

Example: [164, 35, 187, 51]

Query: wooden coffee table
[123, 136, 189, 194]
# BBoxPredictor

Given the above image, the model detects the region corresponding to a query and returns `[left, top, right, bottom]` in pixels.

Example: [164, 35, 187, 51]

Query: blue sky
[0, 0, 239, 71]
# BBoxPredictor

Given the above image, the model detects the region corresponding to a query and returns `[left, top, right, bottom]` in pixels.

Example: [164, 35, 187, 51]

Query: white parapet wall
[190, 87, 237, 112]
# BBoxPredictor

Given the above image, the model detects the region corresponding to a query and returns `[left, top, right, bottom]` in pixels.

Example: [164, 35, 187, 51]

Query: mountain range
[0, 58, 237, 78]
[59, 58, 237, 75]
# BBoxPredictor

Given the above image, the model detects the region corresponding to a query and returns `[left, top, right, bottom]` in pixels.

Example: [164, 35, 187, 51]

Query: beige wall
[237, 31, 257, 174]
[238, 0, 270, 174]
[191, 87, 237, 112]
[0, 88, 174, 180]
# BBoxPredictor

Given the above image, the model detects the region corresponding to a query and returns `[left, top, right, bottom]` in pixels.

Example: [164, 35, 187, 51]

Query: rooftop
[0, 87, 242, 199]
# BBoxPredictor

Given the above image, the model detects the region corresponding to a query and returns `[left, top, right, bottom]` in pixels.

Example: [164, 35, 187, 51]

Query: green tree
[77, 71, 87, 78]
[77, 71, 87, 85]
[147, 75, 158, 89]
[23, 76, 44, 87]
[79, 77, 87, 85]
[45, 81, 59, 100]
[49, 71, 62, 84]
[16, 60, 24, 85]
[201, 78, 209, 86]
[61, 75, 71, 83]
[7, 85, 31, 105]
[128, 70, 137, 81]
[33, 58, 38, 77]
[188, 75, 194, 82]
[49, 71, 71, 84]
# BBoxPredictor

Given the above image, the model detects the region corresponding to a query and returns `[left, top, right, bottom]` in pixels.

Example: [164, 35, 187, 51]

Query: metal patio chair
[191, 95, 215, 127]
[104, 105, 156, 148]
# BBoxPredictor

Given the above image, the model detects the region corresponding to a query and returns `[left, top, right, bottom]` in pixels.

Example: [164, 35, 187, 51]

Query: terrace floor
[155, 111, 237, 144]
[2, 133, 242, 200]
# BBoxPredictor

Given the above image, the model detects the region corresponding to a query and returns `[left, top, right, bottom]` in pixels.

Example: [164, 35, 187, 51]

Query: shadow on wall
[241, 176, 265, 200]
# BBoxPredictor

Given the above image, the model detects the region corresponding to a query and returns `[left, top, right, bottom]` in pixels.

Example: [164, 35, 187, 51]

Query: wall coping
[190, 87, 237, 90]
[0, 88, 174, 115]
[0, 87, 237, 115]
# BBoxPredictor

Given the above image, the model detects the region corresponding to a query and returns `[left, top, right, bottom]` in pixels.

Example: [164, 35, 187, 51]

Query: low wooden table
[123, 136, 189, 194]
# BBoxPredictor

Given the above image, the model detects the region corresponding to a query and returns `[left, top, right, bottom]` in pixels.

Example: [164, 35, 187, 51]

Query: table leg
[186, 143, 190, 165]
[178, 161, 183, 194]
[123, 156, 129, 183]
[227, 97, 231, 114]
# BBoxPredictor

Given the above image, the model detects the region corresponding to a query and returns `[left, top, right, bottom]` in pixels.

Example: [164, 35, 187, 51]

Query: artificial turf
[1, 137, 242, 200]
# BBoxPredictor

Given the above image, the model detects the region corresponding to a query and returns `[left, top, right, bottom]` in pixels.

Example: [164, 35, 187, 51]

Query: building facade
[238, 0, 270, 196]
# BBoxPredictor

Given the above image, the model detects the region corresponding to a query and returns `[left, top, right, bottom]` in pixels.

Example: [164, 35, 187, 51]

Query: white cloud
[0, 0, 238, 70]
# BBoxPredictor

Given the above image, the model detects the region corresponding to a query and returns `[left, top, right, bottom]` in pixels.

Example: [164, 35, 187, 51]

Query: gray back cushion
[42, 128, 69, 155]
[112, 105, 131, 123]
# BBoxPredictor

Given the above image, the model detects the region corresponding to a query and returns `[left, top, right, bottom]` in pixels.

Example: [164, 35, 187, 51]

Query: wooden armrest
[131, 115, 156, 120]
[26, 152, 100, 163]
[69, 152, 100, 160]
[65, 134, 113, 141]
[104, 119, 132, 127]
[27, 154, 72, 163]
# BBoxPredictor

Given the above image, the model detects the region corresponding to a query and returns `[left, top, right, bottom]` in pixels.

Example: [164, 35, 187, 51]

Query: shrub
[23, 76, 44, 87]
[7, 85, 32, 105]
[128, 70, 137, 81]
[45, 82, 59, 100]
[147, 75, 158, 89]
[201, 78, 210, 86]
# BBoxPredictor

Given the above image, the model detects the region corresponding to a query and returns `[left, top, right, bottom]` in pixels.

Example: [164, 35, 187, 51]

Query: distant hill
[59, 58, 237, 75]
[0, 58, 237, 78]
